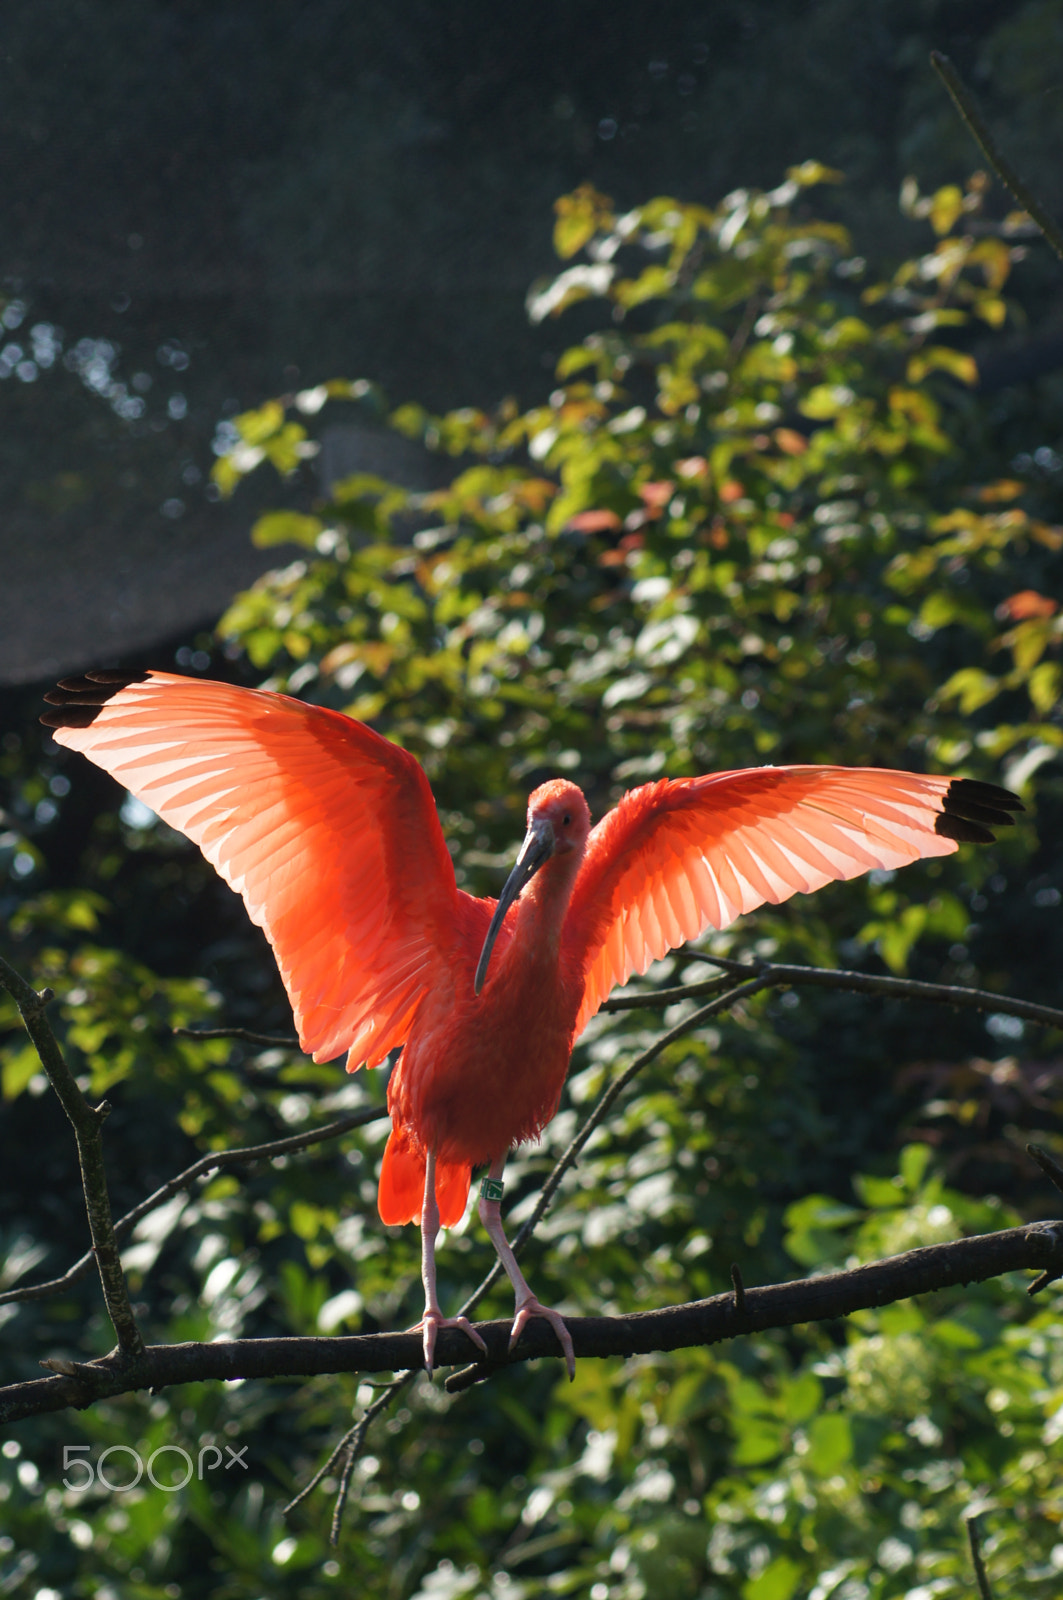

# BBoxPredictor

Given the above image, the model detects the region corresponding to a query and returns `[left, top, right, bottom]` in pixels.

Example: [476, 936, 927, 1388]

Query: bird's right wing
[43, 671, 471, 1067]
[564, 765, 1022, 1035]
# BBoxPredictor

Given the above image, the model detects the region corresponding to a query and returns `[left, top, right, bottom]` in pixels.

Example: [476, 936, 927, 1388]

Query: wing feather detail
[565, 765, 1021, 1034]
[43, 671, 464, 1065]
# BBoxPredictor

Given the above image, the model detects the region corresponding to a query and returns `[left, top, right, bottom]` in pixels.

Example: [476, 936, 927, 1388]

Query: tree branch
[0, 955, 143, 1359]
[966, 1513, 995, 1600]
[173, 1025, 302, 1048]
[606, 955, 1063, 1034]
[1, 1220, 1060, 1424]
[930, 51, 1063, 266]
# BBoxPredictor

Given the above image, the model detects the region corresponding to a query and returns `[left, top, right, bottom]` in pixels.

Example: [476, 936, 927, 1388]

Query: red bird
[42, 671, 1021, 1374]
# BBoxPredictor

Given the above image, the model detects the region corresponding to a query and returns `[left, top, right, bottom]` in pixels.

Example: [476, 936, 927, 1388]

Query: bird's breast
[388, 946, 583, 1168]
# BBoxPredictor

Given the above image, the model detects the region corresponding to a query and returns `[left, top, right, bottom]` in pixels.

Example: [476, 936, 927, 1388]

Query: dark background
[2, 0, 1062, 683]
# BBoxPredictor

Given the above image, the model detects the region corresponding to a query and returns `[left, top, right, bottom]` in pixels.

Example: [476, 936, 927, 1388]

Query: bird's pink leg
[477, 1155, 576, 1380]
[410, 1148, 487, 1376]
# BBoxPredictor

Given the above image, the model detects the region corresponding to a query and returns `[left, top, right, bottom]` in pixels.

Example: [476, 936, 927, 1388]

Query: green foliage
[5, 167, 1063, 1596]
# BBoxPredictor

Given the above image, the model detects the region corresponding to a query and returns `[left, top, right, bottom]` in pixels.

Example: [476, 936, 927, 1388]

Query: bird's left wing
[564, 765, 1021, 1035]
[42, 671, 469, 1067]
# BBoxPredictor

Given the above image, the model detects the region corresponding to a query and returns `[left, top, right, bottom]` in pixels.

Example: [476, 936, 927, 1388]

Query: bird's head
[474, 780, 591, 995]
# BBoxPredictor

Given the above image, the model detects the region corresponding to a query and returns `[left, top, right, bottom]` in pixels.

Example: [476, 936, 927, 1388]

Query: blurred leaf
[743, 1555, 802, 1600]
[553, 183, 615, 260]
[784, 1195, 861, 1268]
[929, 184, 965, 236]
[2, 1040, 40, 1100]
[805, 1412, 853, 1475]
[907, 346, 978, 386]
[251, 511, 325, 548]
[234, 400, 285, 444]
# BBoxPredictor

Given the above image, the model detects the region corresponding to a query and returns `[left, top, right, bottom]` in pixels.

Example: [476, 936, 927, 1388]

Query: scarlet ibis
[42, 670, 1021, 1375]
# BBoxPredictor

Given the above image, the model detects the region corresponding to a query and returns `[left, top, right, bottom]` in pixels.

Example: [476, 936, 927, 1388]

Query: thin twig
[1027, 1142, 1063, 1197]
[0, 955, 143, 1359]
[0, 1105, 389, 1308]
[173, 1026, 302, 1048]
[1024, 1147, 1063, 1292]
[328, 1374, 415, 1546]
[730, 1264, 746, 1316]
[677, 954, 1063, 1033]
[930, 51, 1063, 266]
[966, 1513, 994, 1600]
[282, 1371, 415, 1526]
[601, 972, 737, 1011]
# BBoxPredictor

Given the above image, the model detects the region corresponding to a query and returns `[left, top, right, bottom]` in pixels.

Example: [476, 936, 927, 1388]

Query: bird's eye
[562, 813, 571, 826]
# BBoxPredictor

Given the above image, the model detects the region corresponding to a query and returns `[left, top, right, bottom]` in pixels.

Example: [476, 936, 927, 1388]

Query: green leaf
[930, 1317, 983, 1350]
[732, 1416, 787, 1465]
[263, 420, 312, 476]
[743, 1555, 802, 1600]
[1027, 660, 1061, 714]
[858, 903, 928, 974]
[805, 1412, 853, 1475]
[787, 159, 843, 188]
[907, 345, 978, 386]
[780, 1371, 823, 1424]
[798, 383, 853, 419]
[234, 399, 285, 444]
[251, 512, 325, 548]
[929, 184, 965, 236]
[552, 184, 615, 260]
[2, 1041, 41, 1100]
[784, 1194, 861, 1267]
[935, 666, 1002, 714]
[899, 1142, 932, 1193]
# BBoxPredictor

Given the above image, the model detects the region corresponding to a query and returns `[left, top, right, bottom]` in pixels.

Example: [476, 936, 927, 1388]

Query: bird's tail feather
[378, 1125, 472, 1228]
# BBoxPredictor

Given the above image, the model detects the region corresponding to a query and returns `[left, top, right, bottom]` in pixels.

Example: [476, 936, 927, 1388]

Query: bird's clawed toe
[509, 1298, 576, 1380]
[411, 1310, 488, 1377]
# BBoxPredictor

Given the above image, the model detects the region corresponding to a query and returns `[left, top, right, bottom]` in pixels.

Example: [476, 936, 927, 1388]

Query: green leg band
[479, 1176, 505, 1203]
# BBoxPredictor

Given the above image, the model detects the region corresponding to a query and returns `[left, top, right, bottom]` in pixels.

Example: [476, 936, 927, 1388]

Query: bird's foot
[509, 1296, 576, 1381]
[410, 1309, 487, 1377]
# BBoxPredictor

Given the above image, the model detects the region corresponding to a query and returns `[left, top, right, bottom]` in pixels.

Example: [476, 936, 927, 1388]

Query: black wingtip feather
[935, 776, 1024, 845]
[40, 671, 149, 731]
[935, 813, 996, 845]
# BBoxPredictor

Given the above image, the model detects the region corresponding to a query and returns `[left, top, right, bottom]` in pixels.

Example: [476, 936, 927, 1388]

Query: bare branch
[0, 955, 143, 1359]
[601, 972, 738, 1011]
[966, 1513, 995, 1600]
[329, 1375, 416, 1546]
[1027, 1142, 1063, 1197]
[2, 1220, 1060, 1424]
[173, 1026, 302, 1048]
[930, 51, 1063, 267]
[614, 955, 1063, 1034]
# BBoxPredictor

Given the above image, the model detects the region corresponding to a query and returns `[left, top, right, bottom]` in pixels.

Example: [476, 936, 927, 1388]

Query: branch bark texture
[1, 1220, 1059, 1423]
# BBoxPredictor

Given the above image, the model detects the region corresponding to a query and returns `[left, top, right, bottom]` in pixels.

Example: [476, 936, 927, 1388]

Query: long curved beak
[474, 820, 553, 995]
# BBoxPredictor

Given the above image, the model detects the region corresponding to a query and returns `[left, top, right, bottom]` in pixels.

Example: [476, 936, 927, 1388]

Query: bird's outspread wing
[564, 766, 1021, 1034]
[42, 671, 465, 1067]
